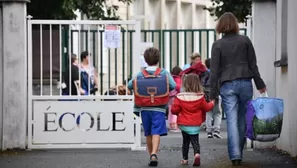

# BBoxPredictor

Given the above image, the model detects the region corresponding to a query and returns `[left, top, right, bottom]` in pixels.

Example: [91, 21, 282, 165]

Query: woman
[209, 12, 266, 166]
[182, 53, 201, 70]
[79, 51, 99, 95]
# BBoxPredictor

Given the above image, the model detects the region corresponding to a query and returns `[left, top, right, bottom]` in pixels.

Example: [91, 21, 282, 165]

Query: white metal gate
[27, 19, 143, 150]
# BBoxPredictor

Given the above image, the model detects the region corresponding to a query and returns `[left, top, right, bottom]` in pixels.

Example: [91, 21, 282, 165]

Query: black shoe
[232, 159, 242, 166]
[148, 154, 158, 167]
[207, 132, 213, 138]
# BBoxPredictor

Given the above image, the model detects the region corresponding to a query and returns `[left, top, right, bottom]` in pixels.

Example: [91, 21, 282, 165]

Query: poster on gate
[104, 25, 121, 48]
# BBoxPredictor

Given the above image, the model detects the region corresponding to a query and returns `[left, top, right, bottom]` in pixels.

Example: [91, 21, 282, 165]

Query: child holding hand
[171, 73, 214, 167]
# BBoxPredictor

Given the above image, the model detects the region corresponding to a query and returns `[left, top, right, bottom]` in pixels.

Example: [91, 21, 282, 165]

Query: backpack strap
[142, 69, 150, 77]
[154, 68, 162, 76]
[142, 68, 162, 77]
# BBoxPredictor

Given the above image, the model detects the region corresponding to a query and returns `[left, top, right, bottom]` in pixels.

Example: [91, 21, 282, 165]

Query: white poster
[104, 25, 121, 48]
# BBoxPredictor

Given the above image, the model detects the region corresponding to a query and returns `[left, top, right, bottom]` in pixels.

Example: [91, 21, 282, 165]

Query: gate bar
[29, 20, 138, 25]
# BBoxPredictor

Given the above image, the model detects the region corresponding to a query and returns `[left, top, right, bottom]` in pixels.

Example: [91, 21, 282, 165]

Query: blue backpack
[133, 68, 170, 107]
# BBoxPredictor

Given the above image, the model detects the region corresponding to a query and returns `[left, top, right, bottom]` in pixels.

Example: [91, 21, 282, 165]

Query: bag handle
[260, 92, 268, 97]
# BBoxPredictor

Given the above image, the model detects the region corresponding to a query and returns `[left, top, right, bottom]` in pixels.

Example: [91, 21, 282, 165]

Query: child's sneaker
[171, 129, 181, 133]
[180, 160, 188, 165]
[213, 131, 223, 139]
[193, 154, 201, 167]
[207, 132, 213, 138]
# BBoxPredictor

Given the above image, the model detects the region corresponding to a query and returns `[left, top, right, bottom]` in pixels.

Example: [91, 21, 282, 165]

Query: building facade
[109, 0, 217, 29]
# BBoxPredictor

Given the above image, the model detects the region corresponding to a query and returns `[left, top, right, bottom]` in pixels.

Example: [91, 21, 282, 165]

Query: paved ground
[0, 122, 296, 168]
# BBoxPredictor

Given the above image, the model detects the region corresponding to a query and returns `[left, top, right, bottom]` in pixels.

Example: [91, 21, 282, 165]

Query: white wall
[252, 2, 276, 98]
[180, 2, 192, 29]
[252, 0, 297, 157]
[275, 0, 290, 153]
[128, 0, 217, 30]
[251, 0, 277, 149]
[148, 0, 161, 29]
[164, 1, 177, 29]
[286, 0, 297, 156]
[194, 5, 207, 28]
[0, 4, 3, 150]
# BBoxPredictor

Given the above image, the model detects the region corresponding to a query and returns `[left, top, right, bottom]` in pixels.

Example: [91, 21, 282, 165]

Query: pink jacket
[173, 75, 181, 92]
[170, 75, 182, 97]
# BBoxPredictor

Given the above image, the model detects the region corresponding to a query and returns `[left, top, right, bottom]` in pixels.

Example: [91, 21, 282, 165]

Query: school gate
[27, 19, 144, 150]
[27, 18, 248, 150]
[59, 28, 247, 119]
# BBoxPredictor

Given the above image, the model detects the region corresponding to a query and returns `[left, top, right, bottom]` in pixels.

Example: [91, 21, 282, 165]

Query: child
[171, 73, 214, 167]
[128, 47, 176, 167]
[203, 58, 223, 139]
[168, 66, 182, 131]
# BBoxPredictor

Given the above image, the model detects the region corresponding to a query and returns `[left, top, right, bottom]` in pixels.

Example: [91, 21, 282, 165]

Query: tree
[206, 0, 252, 23]
[27, 0, 133, 20]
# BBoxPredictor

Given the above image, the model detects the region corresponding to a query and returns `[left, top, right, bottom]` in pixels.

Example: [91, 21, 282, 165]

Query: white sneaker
[207, 132, 213, 138]
[170, 129, 181, 133]
[213, 132, 223, 139]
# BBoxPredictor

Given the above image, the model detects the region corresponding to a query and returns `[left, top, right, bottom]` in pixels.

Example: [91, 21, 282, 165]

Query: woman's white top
[80, 64, 95, 84]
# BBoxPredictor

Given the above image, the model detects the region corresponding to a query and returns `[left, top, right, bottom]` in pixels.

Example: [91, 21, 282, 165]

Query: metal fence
[63, 28, 246, 73]
[57, 28, 247, 95]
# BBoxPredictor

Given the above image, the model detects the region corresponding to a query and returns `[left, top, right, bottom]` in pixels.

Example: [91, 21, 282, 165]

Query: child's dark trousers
[182, 131, 200, 160]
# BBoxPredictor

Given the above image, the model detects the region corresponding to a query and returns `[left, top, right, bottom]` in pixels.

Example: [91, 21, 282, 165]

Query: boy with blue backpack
[128, 47, 176, 167]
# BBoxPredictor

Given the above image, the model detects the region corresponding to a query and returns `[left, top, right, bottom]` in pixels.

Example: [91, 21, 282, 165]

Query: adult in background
[62, 54, 85, 96]
[182, 53, 201, 70]
[209, 12, 266, 166]
[80, 51, 99, 95]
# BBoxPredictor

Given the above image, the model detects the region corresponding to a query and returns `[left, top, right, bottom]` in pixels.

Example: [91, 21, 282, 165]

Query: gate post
[0, 0, 29, 150]
[131, 20, 146, 151]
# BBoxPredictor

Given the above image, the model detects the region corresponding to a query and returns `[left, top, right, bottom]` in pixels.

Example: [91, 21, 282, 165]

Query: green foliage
[27, 0, 133, 20]
[253, 115, 283, 136]
[206, 0, 252, 23]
